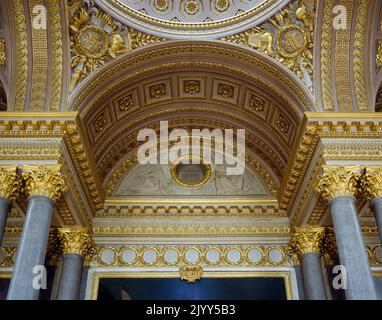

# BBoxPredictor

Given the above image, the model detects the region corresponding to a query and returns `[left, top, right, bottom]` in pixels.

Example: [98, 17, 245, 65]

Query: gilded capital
[22, 165, 67, 201]
[361, 168, 382, 201]
[321, 228, 338, 266]
[289, 227, 326, 257]
[316, 166, 361, 202]
[0, 166, 21, 200]
[57, 227, 93, 256]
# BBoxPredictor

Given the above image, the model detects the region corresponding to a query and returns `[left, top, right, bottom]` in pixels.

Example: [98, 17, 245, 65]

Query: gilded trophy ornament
[289, 227, 326, 257]
[69, 5, 131, 92]
[57, 227, 93, 256]
[316, 166, 362, 203]
[0, 166, 21, 200]
[22, 165, 67, 201]
[361, 168, 382, 201]
[222, 0, 314, 89]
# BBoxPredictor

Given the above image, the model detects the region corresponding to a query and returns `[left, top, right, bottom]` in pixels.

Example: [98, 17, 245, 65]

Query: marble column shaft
[7, 196, 54, 300]
[330, 196, 377, 300]
[301, 252, 327, 300]
[57, 254, 84, 300]
[371, 197, 382, 244]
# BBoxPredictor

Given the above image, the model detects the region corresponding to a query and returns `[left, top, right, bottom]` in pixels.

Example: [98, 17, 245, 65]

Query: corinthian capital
[289, 227, 326, 257]
[316, 166, 361, 202]
[22, 165, 67, 201]
[57, 227, 93, 256]
[0, 166, 21, 200]
[361, 168, 382, 201]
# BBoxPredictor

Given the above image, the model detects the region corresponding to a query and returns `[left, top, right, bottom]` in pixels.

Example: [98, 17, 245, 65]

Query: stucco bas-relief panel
[115, 164, 269, 196]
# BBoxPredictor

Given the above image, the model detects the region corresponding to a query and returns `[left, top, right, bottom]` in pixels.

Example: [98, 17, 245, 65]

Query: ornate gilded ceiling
[94, 0, 290, 38]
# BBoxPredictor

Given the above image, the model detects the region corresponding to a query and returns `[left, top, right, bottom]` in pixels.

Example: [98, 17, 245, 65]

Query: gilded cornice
[0, 166, 21, 200]
[289, 227, 325, 256]
[92, 226, 291, 238]
[22, 165, 67, 201]
[361, 167, 382, 201]
[99, 199, 285, 219]
[57, 227, 93, 255]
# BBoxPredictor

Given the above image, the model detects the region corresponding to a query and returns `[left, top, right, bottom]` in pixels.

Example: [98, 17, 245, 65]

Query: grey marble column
[330, 196, 377, 300]
[301, 252, 327, 300]
[0, 197, 11, 246]
[371, 197, 382, 244]
[7, 196, 54, 300]
[57, 254, 83, 300]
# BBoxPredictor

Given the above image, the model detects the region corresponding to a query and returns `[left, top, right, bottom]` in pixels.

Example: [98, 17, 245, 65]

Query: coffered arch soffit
[70, 41, 311, 191]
